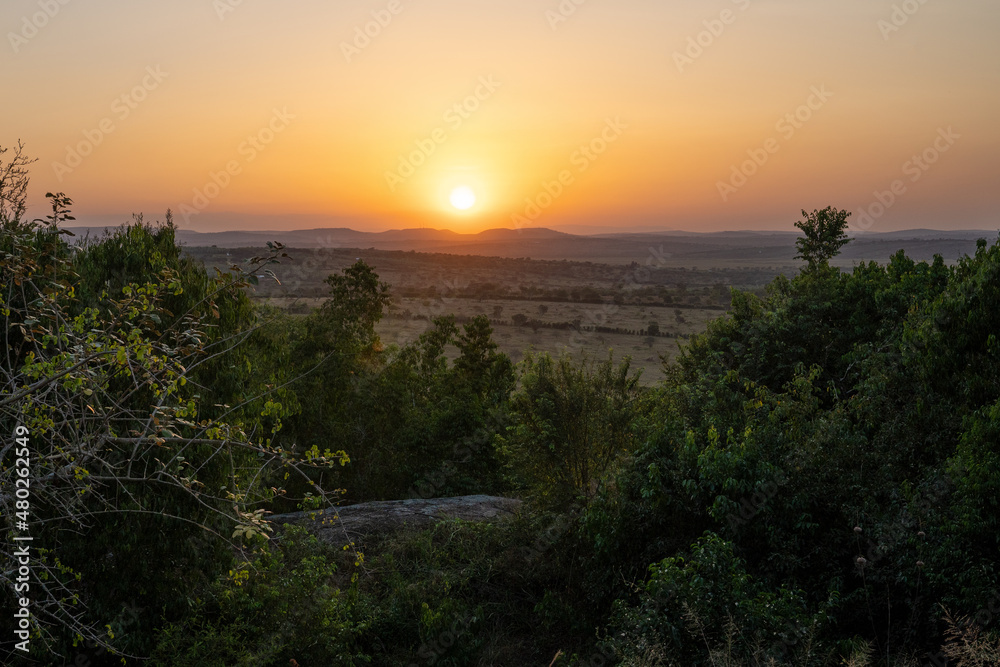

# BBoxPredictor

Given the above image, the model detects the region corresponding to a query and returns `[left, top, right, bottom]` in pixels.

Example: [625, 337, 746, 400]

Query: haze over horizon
[3, 0, 999, 234]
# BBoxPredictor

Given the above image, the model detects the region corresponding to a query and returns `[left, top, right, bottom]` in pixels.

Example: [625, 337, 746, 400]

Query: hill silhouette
[63, 225, 996, 265]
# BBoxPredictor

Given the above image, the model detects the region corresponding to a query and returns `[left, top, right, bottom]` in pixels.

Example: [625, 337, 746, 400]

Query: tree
[319, 260, 391, 351]
[794, 206, 852, 269]
[274, 261, 390, 500]
[0, 152, 347, 661]
[0, 142, 34, 227]
[1, 221, 349, 658]
[610, 534, 827, 665]
[454, 315, 514, 400]
[498, 352, 643, 509]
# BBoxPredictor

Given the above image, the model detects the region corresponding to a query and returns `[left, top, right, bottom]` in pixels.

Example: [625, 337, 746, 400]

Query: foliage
[609, 533, 834, 665]
[584, 220, 1000, 661]
[0, 142, 33, 227]
[150, 526, 370, 667]
[940, 607, 1000, 667]
[0, 153, 346, 662]
[794, 206, 852, 270]
[278, 288, 515, 502]
[350, 513, 592, 666]
[498, 351, 645, 510]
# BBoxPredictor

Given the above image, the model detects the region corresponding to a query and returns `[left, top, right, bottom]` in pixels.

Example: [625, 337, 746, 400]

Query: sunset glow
[2, 1, 998, 233]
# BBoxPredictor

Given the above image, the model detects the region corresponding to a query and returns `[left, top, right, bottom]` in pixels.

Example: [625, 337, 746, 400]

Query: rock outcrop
[266, 494, 522, 542]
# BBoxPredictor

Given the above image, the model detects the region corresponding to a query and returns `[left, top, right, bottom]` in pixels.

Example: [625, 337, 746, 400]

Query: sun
[449, 186, 477, 211]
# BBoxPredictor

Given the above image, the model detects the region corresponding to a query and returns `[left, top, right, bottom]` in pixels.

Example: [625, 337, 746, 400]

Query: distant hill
[62, 225, 997, 266]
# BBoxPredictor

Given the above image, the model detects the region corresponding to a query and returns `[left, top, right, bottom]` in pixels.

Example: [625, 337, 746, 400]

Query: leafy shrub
[609, 533, 835, 665]
[498, 351, 645, 510]
[151, 526, 370, 667]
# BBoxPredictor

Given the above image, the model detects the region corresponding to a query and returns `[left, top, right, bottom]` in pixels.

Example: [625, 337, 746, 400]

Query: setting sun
[449, 186, 477, 211]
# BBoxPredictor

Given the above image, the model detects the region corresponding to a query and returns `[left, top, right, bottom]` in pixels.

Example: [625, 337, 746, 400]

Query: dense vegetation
[2, 146, 999, 665]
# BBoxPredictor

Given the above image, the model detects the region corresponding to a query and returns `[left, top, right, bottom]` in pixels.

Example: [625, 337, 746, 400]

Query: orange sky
[2, 0, 999, 233]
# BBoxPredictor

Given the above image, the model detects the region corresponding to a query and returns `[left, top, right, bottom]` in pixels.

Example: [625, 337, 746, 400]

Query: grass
[261, 295, 718, 383]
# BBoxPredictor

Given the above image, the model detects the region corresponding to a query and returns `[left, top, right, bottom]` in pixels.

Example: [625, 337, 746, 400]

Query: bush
[609, 533, 835, 665]
[498, 352, 644, 510]
[151, 526, 370, 667]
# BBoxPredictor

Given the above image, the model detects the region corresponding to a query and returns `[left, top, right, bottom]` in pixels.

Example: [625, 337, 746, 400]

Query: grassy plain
[182, 228, 988, 384]
[263, 296, 721, 381]
[183, 245, 786, 384]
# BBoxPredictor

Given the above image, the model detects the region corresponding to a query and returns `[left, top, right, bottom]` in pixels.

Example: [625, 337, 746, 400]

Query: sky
[2, 0, 999, 234]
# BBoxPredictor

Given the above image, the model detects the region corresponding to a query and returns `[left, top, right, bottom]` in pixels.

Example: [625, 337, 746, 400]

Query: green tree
[151, 526, 369, 666]
[320, 260, 391, 351]
[588, 225, 1000, 659]
[610, 534, 832, 665]
[0, 151, 346, 660]
[332, 314, 513, 500]
[499, 352, 643, 510]
[273, 261, 391, 500]
[794, 206, 852, 269]
[278, 265, 514, 501]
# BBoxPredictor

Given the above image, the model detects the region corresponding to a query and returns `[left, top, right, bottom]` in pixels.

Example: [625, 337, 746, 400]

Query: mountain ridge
[61, 225, 996, 265]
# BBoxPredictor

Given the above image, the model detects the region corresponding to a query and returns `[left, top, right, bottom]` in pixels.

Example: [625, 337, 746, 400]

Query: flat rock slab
[267, 494, 522, 542]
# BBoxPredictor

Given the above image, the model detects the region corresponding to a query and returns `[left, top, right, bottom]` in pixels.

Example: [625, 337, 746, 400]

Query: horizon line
[58, 222, 1000, 238]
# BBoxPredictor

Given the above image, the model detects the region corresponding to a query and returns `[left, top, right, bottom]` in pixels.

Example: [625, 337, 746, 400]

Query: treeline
[394, 281, 732, 308]
[388, 310, 688, 339]
[2, 146, 999, 666]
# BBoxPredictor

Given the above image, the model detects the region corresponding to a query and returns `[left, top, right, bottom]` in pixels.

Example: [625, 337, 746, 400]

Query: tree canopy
[794, 206, 853, 269]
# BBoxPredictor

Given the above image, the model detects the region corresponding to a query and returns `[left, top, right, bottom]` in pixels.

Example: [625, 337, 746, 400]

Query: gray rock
[266, 494, 522, 542]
